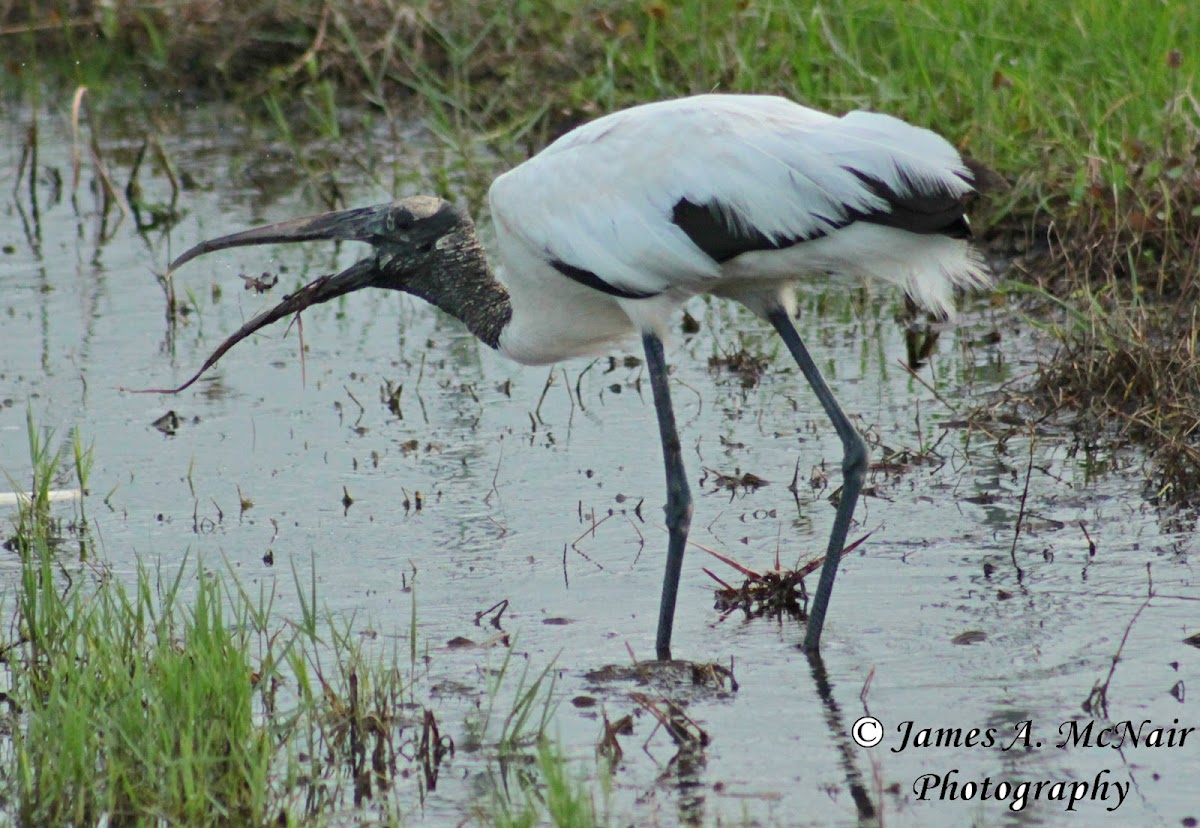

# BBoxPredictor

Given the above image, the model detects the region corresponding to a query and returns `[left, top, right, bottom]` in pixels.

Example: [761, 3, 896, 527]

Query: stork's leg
[642, 331, 693, 661]
[766, 307, 869, 652]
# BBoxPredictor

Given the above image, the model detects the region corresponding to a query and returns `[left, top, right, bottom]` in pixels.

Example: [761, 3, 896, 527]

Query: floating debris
[0, 489, 81, 506]
[701, 466, 768, 497]
[151, 410, 180, 436]
[239, 271, 278, 293]
[708, 346, 770, 387]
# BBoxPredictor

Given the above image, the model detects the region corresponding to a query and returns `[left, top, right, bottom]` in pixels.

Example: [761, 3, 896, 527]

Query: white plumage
[162, 93, 991, 658]
[489, 94, 988, 364]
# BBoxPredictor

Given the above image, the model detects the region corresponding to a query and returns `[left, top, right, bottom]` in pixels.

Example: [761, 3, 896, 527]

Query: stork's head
[151, 196, 486, 394]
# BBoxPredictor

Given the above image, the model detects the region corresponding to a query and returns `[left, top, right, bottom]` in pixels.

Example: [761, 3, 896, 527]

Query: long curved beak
[168, 204, 391, 271]
[138, 205, 392, 395]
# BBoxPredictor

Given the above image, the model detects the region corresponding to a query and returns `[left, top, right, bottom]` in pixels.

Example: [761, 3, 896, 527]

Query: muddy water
[2, 105, 1197, 827]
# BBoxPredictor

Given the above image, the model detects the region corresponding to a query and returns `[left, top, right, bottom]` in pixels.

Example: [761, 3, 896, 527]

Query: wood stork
[160, 94, 990, 659]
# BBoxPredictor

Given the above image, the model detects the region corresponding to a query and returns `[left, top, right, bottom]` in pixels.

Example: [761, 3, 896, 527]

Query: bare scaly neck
[386, 222, 513, 351]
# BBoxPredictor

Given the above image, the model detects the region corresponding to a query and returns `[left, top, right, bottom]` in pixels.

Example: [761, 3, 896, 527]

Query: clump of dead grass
[998, 102, 1200, 506]
[1029, 301, 1200, 505]
[701, 534, 871, 622]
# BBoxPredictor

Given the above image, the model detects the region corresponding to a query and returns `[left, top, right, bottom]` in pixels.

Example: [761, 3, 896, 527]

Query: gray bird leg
[642, 331, 693, 660]
[767, 307, 869, 651]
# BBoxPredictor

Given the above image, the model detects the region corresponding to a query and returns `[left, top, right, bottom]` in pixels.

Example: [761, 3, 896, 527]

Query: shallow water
[2, 104, 1197, 826]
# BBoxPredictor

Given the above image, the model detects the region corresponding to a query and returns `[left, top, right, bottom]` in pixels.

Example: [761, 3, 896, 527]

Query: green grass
[0, 543, 599, 824]
[0, 415, 599, 825]
[486, 741, 605, 828]
[3, 0, 1195, 216]
[11, 548, 272, 825]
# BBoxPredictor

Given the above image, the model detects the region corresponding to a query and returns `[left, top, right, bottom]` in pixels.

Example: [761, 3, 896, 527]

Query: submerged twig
[1008, 426, 1034, 582]
[897, 356, 958, 414]
[1082, 563, 1155, 717]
